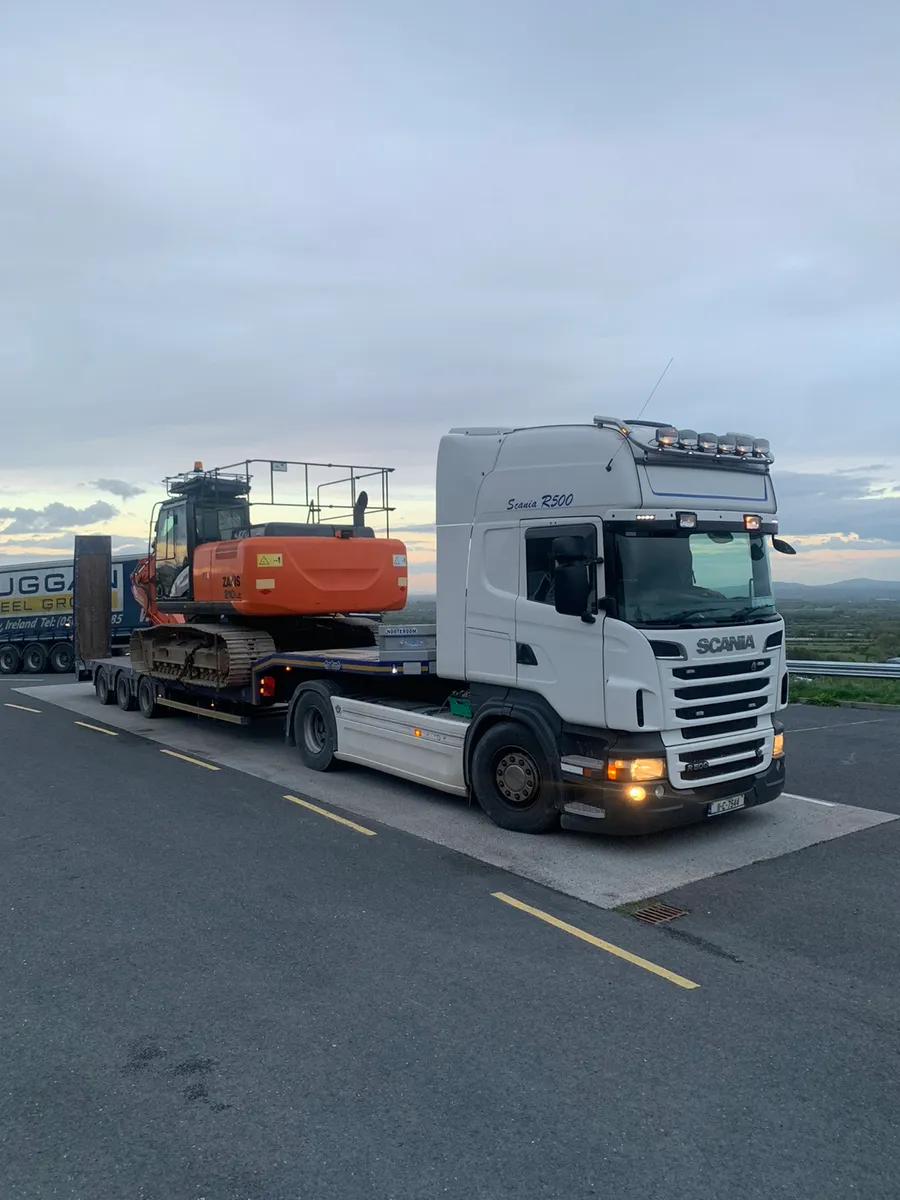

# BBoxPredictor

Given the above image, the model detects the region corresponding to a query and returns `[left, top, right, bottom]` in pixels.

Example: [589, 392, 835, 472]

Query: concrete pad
[20, 682, 898, 910]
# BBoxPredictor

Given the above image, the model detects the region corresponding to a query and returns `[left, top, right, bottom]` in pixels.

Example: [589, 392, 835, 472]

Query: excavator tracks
[129, 624, 277, 689]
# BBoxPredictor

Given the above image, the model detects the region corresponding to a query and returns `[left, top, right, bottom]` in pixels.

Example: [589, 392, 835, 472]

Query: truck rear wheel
[49, 642, 74, 674]
[22, 644, 49, 674]
[292, 685, 340, 772]
[470, 721, 561, 834]
[95, 668, 115, 705]
[0, 644, 21, 675]
[116, 673, 137, 711]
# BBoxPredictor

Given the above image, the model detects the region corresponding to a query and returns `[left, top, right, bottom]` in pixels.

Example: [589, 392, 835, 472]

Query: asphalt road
[780, 703, 900, 813]
[2, 680, 900, 1199]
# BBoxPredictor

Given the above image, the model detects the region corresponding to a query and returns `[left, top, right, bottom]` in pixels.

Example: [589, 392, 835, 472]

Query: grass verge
[789, 676, 900, 707]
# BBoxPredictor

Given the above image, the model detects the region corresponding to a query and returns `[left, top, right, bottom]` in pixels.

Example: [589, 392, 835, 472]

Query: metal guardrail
[787, 660, 900, 679]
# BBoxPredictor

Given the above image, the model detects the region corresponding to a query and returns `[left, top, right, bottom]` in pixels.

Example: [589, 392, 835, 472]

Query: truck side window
[525, 535, 559, 604]
[524, 526, 596, 606]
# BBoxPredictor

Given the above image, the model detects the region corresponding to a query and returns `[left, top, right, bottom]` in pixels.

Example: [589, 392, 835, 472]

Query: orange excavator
[129, 458, 409, 688]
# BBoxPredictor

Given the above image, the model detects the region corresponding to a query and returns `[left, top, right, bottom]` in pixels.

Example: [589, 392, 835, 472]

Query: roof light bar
[608, 417, 773, 463]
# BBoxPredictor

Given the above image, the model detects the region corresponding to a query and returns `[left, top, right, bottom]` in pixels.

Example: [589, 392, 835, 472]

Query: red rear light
[259, 675, 276, 698]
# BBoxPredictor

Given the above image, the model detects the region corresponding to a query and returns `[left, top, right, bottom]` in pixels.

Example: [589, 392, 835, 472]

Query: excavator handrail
[163, 458, 396, 534]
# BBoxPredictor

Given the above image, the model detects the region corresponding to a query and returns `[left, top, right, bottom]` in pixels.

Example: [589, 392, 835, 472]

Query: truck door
[514, 519, 606, 727]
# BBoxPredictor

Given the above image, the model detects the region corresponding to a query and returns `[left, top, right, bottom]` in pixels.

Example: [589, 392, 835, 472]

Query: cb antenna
[604, 355, 674, 472]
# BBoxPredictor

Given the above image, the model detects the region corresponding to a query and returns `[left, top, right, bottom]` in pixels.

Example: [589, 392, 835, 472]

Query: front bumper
[558, 754, 786, 835]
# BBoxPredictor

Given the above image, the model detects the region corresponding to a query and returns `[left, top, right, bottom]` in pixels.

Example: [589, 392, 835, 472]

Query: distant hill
[775, 578, 900, 603]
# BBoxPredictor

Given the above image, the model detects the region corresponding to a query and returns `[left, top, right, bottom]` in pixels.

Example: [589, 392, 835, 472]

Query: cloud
[774, 468, 900, 545]
[395, 523, 436, 536]
[0, 0, 897, 483]
[0, 533, 82, 552]
[0, 500, 118, 536]
[90, 478, 145, 500]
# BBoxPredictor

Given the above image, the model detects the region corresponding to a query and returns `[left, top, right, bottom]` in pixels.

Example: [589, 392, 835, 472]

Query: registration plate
[707, 794, 746, 817]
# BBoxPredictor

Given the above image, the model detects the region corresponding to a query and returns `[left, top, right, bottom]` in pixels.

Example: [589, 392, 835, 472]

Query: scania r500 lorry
[81, 418, 791, 835]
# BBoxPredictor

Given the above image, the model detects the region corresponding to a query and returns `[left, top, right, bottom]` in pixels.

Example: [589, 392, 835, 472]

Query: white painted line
[75, 720, 119, 737]
[784, 792, 836, 808]
[789, 718, 895, 734]
[160, 748, 220, 771]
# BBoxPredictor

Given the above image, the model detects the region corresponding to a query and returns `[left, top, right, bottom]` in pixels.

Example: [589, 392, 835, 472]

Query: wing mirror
[552, 536, 600, 622]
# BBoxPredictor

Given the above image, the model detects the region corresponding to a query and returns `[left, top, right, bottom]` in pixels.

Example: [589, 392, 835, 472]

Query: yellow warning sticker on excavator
[256, 553, 283, 568]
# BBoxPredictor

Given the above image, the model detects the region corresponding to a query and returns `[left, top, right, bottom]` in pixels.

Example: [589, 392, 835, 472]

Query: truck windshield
[609, 528, 777, 627]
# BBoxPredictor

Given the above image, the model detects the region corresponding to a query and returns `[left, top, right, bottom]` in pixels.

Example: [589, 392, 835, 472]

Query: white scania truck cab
[285, 416, 791, 835]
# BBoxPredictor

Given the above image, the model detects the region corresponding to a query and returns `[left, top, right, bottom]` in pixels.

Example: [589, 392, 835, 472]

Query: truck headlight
[773, 732, 784, 758]
[607, 757, 666, 782]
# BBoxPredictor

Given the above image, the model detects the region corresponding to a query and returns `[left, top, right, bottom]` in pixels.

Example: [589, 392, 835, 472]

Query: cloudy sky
[2, 0, 898, 590]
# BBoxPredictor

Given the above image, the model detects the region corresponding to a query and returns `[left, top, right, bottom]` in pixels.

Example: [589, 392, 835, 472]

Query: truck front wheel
[471, 721, 561, 834]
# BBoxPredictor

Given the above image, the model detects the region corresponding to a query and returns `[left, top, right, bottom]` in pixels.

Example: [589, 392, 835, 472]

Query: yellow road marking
[4, 703, 42, 714]
[491, 892, 700, 991]
[284, 794, 377, 837]
[160, 749, 220, 771]
[74, 721, 118, 737]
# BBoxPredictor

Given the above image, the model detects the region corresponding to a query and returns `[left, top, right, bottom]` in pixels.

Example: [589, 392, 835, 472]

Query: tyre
[49, 642, 75, 674]
[0, 644, 21, 675]
[470, 720, 561, 834]
[138, 675, 161, 719]
[95, 667, 115, 705]
[116, 672, 137, 711]
[22, 644, 49, 674]
[292, 685, 340, 771]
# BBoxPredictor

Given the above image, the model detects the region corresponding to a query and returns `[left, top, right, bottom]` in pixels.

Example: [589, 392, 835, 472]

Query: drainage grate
[632, 902, 688, 926]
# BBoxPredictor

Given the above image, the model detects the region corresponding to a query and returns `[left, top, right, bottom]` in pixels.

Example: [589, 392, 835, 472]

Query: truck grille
[667, 656, 773, 741]
[660, 653, 777, 786]
[678, 738, 765, 782]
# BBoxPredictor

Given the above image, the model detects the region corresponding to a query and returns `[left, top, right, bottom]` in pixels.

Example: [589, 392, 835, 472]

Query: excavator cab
[152, 471, 250, 602]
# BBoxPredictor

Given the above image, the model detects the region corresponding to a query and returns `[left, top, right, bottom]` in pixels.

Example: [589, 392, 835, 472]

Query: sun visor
[639, 463, 775, 512]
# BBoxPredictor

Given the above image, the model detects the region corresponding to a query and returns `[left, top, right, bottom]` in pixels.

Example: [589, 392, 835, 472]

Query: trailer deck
[81, 624, 441, 725]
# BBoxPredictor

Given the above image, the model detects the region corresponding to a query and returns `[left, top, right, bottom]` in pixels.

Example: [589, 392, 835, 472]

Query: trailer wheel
[116, 672, 137, 711]
[138, 676, 162, 719]
[94, 667, 115, 705]
[0, 644, 22, 675]
[293, 686, 340, 771]
[470, 721, 561, 834]
[49, 642, 74, 674]
[22, 643, 49, 674]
